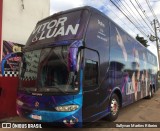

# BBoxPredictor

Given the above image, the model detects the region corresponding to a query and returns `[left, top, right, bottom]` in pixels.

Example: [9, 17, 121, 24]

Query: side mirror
[1, 52, 23, 76]
[68, 47, 78, 72]
[68, 41, 83, 72]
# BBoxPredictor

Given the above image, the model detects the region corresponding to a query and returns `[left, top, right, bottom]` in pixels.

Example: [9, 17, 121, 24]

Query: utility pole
[153, 19, 160, 69]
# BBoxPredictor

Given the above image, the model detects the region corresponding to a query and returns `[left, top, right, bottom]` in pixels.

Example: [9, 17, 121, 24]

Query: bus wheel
[107, 94, 120, 121]
[147, 87, 153, 99]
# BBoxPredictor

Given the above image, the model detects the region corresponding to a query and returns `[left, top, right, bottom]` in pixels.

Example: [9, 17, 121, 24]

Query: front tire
[107, 94, 120, 121]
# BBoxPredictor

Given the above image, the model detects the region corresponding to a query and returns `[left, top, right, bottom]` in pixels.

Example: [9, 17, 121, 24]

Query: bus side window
[84, 59, 98, 89]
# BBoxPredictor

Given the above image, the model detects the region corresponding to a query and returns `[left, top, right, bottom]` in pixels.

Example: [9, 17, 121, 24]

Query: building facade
[1, 0, 50, 60]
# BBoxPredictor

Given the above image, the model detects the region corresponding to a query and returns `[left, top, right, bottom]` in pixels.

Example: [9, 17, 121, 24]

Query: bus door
[82, 48, 100, 121]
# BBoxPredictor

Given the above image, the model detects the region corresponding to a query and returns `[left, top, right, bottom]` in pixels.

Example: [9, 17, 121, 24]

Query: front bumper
[17, 106, 82, 127]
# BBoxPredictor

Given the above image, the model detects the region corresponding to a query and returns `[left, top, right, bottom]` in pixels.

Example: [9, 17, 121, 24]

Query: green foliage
[136, 34, 149, 47]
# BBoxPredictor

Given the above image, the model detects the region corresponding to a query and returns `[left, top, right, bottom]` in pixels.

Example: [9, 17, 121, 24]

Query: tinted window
[84, 59, 98, 87]
[26, 9, 90, 47]
[20, 50, 41, 88]
[19, 46, 79, 93]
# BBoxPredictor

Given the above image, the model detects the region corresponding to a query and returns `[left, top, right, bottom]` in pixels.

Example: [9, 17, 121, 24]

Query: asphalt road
[1, 89, 160, 130]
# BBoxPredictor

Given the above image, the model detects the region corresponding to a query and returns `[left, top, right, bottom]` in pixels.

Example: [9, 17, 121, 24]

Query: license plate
[31, 115, 42, 120]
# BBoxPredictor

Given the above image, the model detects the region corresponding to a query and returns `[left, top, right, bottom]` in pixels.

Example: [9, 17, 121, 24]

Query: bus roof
[38, 6, 93, 24]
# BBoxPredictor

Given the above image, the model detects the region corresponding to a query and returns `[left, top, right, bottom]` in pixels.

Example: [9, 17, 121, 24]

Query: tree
[136, 34, 149, 47]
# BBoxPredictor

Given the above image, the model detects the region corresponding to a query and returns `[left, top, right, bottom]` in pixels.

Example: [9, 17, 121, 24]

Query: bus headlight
[16, 99, 24, 106]
[55, 105, 79, 112]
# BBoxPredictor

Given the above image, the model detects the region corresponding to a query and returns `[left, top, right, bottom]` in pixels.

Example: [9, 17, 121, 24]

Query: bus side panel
[109, 22, 158, 107]
[83, 10, 158, 122]
[109, 22, 135, 106]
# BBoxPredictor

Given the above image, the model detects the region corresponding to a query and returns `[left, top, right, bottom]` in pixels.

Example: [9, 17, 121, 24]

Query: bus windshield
[25, 9, 89, 47]
[19, 46, 78, 93]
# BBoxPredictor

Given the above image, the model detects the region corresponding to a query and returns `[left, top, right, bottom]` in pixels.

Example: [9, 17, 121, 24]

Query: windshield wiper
[19, 87, 31, 93]
[45, 86, 69, 94]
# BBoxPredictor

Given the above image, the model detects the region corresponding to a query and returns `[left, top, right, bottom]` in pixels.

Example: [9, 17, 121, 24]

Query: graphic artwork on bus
[32, 17, 80, 42]
[143, 53, 148, 96]
[132, 48, 140, 101]
[115, 27, 127, 62]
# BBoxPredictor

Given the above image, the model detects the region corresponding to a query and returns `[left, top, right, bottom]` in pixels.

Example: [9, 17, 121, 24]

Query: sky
[50, 0, 160, 57]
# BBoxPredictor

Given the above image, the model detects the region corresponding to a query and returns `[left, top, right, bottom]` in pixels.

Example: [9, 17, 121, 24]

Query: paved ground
[1, 89, 160, 130]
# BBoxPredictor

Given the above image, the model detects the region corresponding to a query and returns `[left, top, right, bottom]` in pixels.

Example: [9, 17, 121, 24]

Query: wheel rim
[149, 89, 152, 97]
[111, 98, 119, 116]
